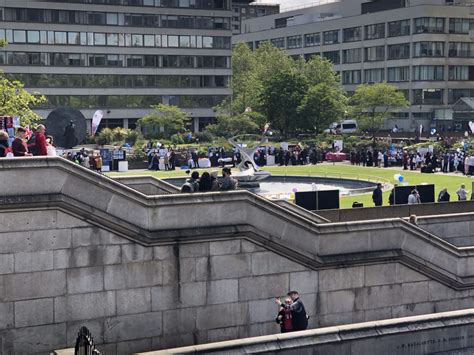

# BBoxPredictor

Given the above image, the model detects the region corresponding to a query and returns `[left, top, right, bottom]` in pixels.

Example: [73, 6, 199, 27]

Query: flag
[91, 110, 104, 136]
[25, 126, 33, 140]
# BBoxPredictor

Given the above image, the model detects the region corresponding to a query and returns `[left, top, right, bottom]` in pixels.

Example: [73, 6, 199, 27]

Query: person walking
[372, 183, 383, 207]
[275, 291, 308, 331]
[456, 184, 468, 201]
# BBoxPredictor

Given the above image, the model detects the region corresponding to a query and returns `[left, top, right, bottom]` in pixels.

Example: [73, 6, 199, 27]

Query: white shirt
[457, 188, 468, 200]
[408, 194, 420, 204]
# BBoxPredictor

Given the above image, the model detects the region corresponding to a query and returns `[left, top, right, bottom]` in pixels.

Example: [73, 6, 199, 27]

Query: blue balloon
[398, 175, 404, 182]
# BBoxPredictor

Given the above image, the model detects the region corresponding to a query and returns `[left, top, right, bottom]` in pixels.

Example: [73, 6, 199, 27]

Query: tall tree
[137, 104, 190, 139]
[0, 73, 46, 127]
[351, 83, 409, 144]
[258, 69, 308, 138]
[230, 43, 259, 114]
[297, 83, 348, 133]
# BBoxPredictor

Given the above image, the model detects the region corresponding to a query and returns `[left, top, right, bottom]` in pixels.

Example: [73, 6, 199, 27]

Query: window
[414, 17, 444, 33]
[343, 27, 361, 43]
[449, 42, 474, 58]
[449, 66, 474, 81]
[413, 89, 444, 105]
[94, 33, 106, 46]
[413, 66, 444, 81]
[364, 68, 385, 83]
[131, 34, 143, 46]
[270, 37, 285, 49]
[365, 23, 385, 40]
[107, 33, 119, 46]
[27, 31, 40, 44]
[387, 43, 410, 60]
[365, 46, 385, 62]
[304, 33, 320, 47]
[68, 32, 81, 45]
[342, 48, 361, 64]
[13, 30, 26, 43]
[323, 30, 339, 45]
[388, 20, 410, 37]
[179, 35, 190, 47]
[107, 13, 119, 25]
[287, 35, 302, 49]
[323, 50, 340, 64]
[144, 34, 155, 46]
[449, 89, 474, 104]
[387, 67, 410, 82]
[449, 18, 474, 34]
[54, 32, 67, 45]
[342, 70, 361, 84]
[413, 42, 444, 57]
[168, 35, 179, 47]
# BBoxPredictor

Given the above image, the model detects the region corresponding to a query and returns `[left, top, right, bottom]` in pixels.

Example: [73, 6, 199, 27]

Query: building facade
[231, 0, 279, 35]
[234, 0, 474, 132]
[0, 0, 232, 132]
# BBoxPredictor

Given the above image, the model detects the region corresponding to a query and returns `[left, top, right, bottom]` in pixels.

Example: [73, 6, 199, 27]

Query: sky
[257, 0, 333, 13]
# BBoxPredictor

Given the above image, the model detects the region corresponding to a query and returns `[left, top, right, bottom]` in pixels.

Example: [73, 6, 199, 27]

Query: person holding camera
[274, 291, 308, 332]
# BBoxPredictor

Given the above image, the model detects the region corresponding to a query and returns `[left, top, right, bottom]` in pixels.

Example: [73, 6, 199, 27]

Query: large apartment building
[234, 0, 474, 132]
[0, 0, 232, 131]
[231, 0, 280, 34]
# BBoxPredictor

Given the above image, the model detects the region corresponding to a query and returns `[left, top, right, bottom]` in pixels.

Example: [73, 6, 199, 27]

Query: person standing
[408, 189, 421, 204]
[372, 183, 383, 207]
[12, 127, 32, 157]
[0, 131, 9, 157]
[456, 184, 468, 201]
[275, 291, 308, 331]
[438, 188, 450, 202]
[32, 124, 48, 156]
[275, 297, 293, 333]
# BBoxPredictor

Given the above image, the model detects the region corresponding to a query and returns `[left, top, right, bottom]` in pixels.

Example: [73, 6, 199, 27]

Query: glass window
[413, 65, 444, 81]
[449, 18, 474, 34]
[449, 89, 474, 104]
[270, 37, 285, 49]
[144, 34, 155, 46]
[322, 50, 340, 64]
[107, 33, 119, 46]
[155, 35, 161, 47]
[107, 13, 118, 25]
[54, 31, 67, 44]
[168, 35, 179, 47]
[387, 67, 410, 82]
[131, 34, 143, 46]
[94, 33, 106, 46]
[179, 35, 190, 47]
[448, 66, 473, 81]
[364, 68, 385, 83]
[27, 31, 40, 44]
[449, 42, 474, 58]
[202, 36, 213, 48]
[413, 89, 444, 105]
[162, 35, 168, 47]
[68, 32, 80, 45]
[414, 17, 444, 33]
[304, 33, 320, 47]
[40, 31, 47, 44]
[387, 43, 410, 60]
[413, 42, 444, 57]
[388, 20, 410, 37]
[342, 48, 361, 64]
[365, 23, 385, 40]
[323, 30, 339, 45]
[287, 35, 302, 49]
[342, 70, 361, 85]
[365, 46, 385, 61]
[13, 30, 26, 43]
[343, 27, 361, 43]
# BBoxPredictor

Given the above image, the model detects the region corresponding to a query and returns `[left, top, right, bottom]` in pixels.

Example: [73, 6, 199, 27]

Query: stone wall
[3, 208, 474, 354]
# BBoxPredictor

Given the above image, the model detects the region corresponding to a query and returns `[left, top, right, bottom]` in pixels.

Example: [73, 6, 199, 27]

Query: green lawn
[108, 163, 474, 208]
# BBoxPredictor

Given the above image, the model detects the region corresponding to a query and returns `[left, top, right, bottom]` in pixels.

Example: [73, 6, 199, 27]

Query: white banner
[91, 110, 104, 136]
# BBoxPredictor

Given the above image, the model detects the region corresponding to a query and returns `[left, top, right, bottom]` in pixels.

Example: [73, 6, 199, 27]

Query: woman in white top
[46, 136, 57, 156]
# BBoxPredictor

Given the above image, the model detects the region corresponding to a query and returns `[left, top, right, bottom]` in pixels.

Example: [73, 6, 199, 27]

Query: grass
[108, 163, 474, 209]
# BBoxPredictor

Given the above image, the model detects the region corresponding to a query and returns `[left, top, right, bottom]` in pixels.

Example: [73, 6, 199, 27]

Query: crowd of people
[180, 167, 238, 193]
[0, 125, 57, 158]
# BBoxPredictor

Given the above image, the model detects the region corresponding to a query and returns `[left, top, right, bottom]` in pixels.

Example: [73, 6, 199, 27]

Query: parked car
[324, 120, 358, 134]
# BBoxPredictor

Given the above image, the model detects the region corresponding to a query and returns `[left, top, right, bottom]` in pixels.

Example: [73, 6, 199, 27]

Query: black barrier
[394, 186, 413, 205]
[295, 190, 340, 211]
[416, 184, 435, 203]
[394, 184, 435, 205]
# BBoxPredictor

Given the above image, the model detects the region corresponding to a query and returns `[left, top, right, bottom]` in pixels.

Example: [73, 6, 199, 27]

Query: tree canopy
[228, 42, 347, 138]
[137, 104, 190, 139]
[0, 73, 46, 127]
[350, 83, 409, 143]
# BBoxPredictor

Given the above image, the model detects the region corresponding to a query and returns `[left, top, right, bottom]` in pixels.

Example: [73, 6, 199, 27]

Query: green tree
[137, 104, 190, 139]
[205, 113, 259, 138]
[297, 83, 348, 133]
[230, 43, 259, 114]
[0, 73, 46, 126]
[258, 69, 308, 137]
[351, 83, 409, 144]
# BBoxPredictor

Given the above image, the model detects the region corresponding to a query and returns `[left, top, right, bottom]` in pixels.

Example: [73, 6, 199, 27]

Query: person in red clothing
[34, 124, 48, 156]
[12, 127, 32, 157]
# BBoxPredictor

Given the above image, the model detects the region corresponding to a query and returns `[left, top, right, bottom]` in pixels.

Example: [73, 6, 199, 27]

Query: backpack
[27, 134, 38, 156]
